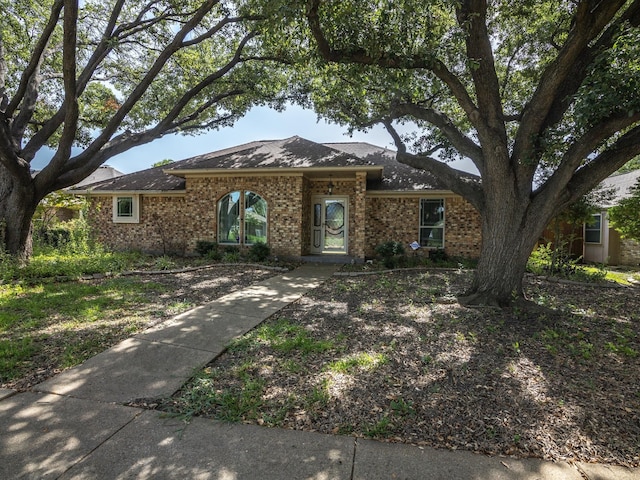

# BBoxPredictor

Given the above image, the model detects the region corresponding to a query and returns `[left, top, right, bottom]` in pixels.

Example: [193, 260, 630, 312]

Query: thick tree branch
[456, 0, 506, 145]
[512, 0, 631, 165]
[10, 55, 44, 145]
[5, 0, 64, 118]
[20, 0, 209, 161]
[305, 0, 482, 133]
[535, 114, 640, 212]
[564, 125, 640, 205]
[0, 120, 31, 185]
[35, 0, 80, 194]
[384, 120, 484, 211]
[538, 1, 640, 133]
[390, 102, 484, 173]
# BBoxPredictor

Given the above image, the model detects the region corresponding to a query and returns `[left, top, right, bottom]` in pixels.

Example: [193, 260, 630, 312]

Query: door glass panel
[324, 200, 345, 250]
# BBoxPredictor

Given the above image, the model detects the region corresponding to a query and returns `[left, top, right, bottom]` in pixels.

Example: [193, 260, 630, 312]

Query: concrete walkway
[1, 264, 637, 479]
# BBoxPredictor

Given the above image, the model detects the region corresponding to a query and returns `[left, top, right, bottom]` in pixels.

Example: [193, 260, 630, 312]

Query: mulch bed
[163, 269, 640, 467]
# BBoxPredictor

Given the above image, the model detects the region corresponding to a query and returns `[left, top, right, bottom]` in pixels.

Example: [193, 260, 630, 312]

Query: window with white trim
[584, 213, 602, 244]
[218, 191, 267, 245]
[112, 195, 140, 223]
[419, 198, 445, 248]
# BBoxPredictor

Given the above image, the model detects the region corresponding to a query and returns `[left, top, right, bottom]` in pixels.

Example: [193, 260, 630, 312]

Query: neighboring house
[71, 136, 482, 262]
[33, 165, 125, 222]
[583, 169, 640, 266]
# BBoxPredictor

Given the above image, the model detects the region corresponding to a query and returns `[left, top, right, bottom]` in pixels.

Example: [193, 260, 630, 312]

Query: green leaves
[609, 177, 640, 241]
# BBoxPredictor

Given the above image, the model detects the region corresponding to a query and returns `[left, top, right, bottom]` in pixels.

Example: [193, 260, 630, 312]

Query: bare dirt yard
[160, 268, 640, 467]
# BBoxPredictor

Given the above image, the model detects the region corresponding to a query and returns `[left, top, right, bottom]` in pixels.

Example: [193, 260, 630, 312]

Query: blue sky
[32, 104, 477, 174]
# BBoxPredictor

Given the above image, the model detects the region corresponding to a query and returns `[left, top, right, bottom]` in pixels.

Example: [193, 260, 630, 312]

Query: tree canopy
[0, 0, 287, 257]
[258, 0, 640, 305]
[609, 178, 640, 242]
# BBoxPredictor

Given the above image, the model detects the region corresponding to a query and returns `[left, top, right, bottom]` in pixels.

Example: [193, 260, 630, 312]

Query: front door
[311, 197, 348, 254]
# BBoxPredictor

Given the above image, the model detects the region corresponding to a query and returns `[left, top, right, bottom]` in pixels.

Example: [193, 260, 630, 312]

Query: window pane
[585, 214, 602, 244]
[117, 197, 133, 217]
[585, 230, 601, 243]
[420, 199, 444, 226]
[420, 227, 444, 248]
[419, 199, 444, 247]
[245, 191, 267, 244]
[218, 192, 241, 243]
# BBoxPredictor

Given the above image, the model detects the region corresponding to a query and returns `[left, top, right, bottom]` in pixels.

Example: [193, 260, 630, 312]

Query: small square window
[113, 195, 139, 223]
[117, 197, 133, 217]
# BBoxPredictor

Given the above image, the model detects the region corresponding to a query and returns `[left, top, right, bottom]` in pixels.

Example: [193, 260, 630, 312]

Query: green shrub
[195, 240, 218, 256]
[528, 243, 577, 277]
[428, 248, 448, 263]
[527, 243, 607, 283]
[247, 242, 270, 262]
[221, 246, 240, 263]
[40, 228, 72, 248]
[153, 255, 176, 270]
[375, 241, 407, 268]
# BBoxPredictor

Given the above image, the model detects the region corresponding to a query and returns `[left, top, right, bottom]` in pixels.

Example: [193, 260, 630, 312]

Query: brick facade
[88, 174, 482, 261]
[365, 194, 481, 259]
[619, 238, 640, 266]
[88, 195, 187, 254]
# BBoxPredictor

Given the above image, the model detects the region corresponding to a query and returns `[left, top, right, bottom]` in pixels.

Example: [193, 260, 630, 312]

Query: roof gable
[71, 136, 478, 193]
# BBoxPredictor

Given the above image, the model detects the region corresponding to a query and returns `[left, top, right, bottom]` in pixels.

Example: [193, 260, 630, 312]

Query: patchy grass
[0, 264, 278, 389]
[164, 271, 640, 467]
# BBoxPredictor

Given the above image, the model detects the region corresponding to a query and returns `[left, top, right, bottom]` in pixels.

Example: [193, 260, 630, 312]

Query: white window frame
[419, 198, 445, 249]
[112, 195, 140, 223]
[584, 213, 602, 244]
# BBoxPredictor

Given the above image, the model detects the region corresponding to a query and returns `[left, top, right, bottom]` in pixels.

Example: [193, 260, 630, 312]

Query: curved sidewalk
[1, 264, 637, 479]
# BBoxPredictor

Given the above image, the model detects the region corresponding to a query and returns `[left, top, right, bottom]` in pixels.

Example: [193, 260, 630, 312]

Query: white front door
[311, 197, 348, 254]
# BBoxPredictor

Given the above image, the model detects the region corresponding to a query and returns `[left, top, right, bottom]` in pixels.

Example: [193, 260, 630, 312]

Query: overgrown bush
[34, 218, 94, 256]
[222, 246, 241, 263]
[527, 243, 607, 282]
[40, 227, 72, 248]
[527, 243, 577, 277]
[375, 241, 407, 268]
[195, 240, 218, 256]
[248, 242, 270, 262]
[428, 248, 449, 263]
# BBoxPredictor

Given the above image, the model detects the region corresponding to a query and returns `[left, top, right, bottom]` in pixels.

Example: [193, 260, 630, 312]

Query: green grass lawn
[0, 276, 173, 385]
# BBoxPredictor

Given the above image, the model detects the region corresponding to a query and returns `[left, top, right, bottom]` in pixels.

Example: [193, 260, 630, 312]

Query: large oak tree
[0, 0, 284, 259]
[268, 0, 640, 305]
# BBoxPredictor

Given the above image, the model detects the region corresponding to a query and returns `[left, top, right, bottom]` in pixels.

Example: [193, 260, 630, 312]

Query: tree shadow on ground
[172, 270, 640, 466]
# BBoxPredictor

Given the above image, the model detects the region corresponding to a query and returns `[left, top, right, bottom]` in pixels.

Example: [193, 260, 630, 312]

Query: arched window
[218, 191, 267, 245]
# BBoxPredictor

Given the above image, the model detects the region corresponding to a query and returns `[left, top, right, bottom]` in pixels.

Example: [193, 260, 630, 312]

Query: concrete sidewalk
[1, 264, 638, 479]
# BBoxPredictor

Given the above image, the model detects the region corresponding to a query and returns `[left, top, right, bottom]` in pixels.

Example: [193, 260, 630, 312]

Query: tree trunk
[0, 171, 38, 261]
[461, 200, 547, 307]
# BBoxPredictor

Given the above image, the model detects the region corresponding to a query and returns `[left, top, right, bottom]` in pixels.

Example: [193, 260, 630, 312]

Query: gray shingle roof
[72, 136, 472, 193]
[599, 169, 640, 207]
